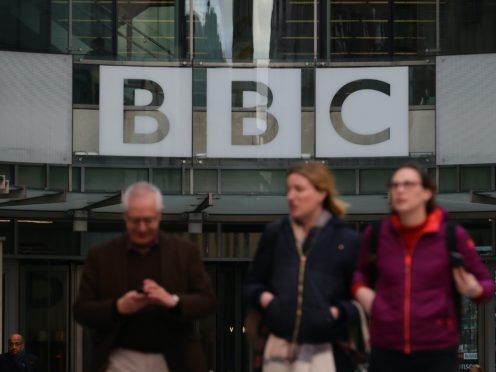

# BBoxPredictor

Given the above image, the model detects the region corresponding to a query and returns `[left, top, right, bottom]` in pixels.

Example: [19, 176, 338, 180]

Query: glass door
[459, 297, 480, 371]
[19, 264, 70, 372]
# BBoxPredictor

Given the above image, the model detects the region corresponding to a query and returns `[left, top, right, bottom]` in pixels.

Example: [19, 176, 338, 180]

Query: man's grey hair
[121, 181, 163, 212]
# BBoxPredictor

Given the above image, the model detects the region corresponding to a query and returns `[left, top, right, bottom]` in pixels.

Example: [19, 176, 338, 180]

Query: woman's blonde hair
[287, 162, 348, 217]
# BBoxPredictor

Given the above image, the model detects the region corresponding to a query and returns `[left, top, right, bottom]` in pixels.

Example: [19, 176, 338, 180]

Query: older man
[74, 182, 215, 372]
[0, 333, 39, 372]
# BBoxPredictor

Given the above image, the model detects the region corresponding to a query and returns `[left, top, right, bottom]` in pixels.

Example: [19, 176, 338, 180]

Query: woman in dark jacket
[245, 162, 360, 372]
[353, 163, 494, 372]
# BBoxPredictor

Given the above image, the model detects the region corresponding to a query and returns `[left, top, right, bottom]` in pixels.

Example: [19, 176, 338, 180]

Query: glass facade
[1, 1, 496, 372]
[1, 1, 495, 61]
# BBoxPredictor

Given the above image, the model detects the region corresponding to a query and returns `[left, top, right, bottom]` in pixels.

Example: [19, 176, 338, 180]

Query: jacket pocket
[299, 304, 336, 341]
[264, 298, 292, 338]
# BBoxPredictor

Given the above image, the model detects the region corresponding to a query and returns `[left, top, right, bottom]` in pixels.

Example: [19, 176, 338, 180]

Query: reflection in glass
[460, 166, 492, 192]
[20, 266, 69, 372]
[359, 168, 393, 194]
[191, 0, 227, 61]
[459, 297, 478, 354]
[233, 2, 253, 61]
[221, 170, 286, 194]
[441, 1, 496, 55]
[73, 1, 114, 57]
[324, 1, 437, 61]
[193, 0, 314, 62]
[0, 0, 68, 52]
[117, 0, 183, 60]
[270, 0, 314, 61]
[410, 65, 435, 106]
[85, 168, 148, 192]
[326, 1, 390, 60]
[73, 64, 100, 105]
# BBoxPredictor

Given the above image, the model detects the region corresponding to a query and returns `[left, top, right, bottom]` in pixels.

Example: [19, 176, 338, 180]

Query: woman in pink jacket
[353, 163, 493, 372]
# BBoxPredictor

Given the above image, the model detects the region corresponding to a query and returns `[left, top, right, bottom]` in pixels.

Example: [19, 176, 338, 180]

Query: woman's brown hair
[287, 162, 348, 217]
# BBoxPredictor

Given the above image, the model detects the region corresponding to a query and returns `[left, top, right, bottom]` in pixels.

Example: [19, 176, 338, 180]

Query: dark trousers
[369, 347, 459, 372]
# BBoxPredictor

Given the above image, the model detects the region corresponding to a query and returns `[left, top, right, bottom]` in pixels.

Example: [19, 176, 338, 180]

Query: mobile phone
[136, 284, 145, 294]
[450, 251, 465, 268]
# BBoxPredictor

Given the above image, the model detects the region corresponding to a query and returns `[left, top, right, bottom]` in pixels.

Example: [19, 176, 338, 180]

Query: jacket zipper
[404, 253, 412, 354]
[289, 227, 322, 359]
[290, 255, 307, 359]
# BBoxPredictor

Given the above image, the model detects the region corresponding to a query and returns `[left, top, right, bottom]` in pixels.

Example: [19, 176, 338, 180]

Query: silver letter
[331, 79, 390, 145]
[231, 81, 279, 145]
[123, 79, 170, 144]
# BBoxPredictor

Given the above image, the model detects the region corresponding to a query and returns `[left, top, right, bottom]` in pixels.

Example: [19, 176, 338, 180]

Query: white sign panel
[0, 51, 72, 164]
[437, 54, 496, 165]
[206, 68, 301, 158]
[99, 66, 192, 157]
[316, 67, 408, 158]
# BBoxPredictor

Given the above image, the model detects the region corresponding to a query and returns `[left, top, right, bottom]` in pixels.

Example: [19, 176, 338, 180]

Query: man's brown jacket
[74, 231, 216, 372]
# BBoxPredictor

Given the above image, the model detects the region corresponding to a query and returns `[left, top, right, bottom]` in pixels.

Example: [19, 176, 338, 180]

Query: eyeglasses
[125, 216, 160, 226]
[8, 342, 23, 347]
[388, 181, 422, 190]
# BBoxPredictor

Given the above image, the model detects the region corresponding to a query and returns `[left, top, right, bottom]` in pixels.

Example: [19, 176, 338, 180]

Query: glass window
[193, 67, 207, 108]
[460, 166, 491, 192]
[72, 167, 82, 192]
[221, 170, 286, 194]
[49, 166, 68, 191]
[393, 2, 436, 59]
[323, 1, 437, 61]
[232, 2, 253, 61]
[458, 297, 479, 365]
[301, 68, 315, 156]
[73, 64, 100, 105]
[85, 168, 148, 192]
[334, 169, 356, 195]
[73, 1, 114, 58]
[441, 1, 496, 55]
[324, 1, 390, 61]
[359, 169, 393, 194]
[191, 1, 227, 61]
[221, 224, 265, 258]
[18, 220, 79, 255]
[410, 65, 436, 106]
[117, 0, 184, 61]
[20, 265, 69, 372]
[458, 219, 492, 254]
[0, 220, 14, 254]
[438, 167, 458, 193]
[194, 169, 218, 193]
[427, 167, 436, 185]
[152, 169, 182, 194]
[267, 0, 314, 61]
[0, 0, 68, 53]
[18, 165, 46, 189]
[195, 1, 315, 62]
[0, 164, 14, 182]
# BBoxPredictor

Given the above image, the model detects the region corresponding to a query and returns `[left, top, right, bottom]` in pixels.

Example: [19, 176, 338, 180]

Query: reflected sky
[189, 0, 273, 60]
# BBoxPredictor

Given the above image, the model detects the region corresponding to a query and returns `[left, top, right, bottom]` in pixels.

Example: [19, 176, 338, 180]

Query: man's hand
[259, 291, 274, 309]
[453, 267, 483, 299]
[116, 290, 149, 315]
[143, 279, 179, 308]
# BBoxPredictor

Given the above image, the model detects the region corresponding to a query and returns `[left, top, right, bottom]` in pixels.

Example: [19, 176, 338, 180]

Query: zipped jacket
[352, 208, 494, 353]
[245, 215, 360, 344]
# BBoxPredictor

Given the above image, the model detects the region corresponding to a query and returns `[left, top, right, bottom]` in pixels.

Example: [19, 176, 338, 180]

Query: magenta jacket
[353, 208, 494, 353]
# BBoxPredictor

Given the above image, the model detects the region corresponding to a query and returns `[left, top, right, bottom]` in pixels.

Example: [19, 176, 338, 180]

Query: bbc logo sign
[99, 66, 408, 158]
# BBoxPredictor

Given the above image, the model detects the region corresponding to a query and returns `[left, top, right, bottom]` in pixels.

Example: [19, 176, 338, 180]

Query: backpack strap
[445, 220, 462, 327]
[367, 220, 382, 288]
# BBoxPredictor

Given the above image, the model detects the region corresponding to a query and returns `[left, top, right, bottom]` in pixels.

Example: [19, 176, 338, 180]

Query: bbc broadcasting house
[1, 1, 496, 371]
